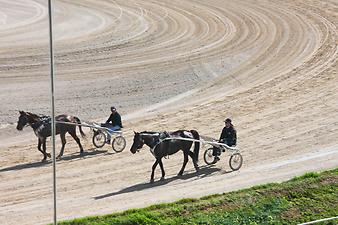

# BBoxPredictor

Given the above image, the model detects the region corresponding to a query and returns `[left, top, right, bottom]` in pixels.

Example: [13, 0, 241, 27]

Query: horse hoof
[160, 177, 165, 181]
[47, 153, 51, 158]
[41, 158, 47, 162]
[177, 172, 183, 177]
[150, 179, 154, 183]
[80, 151, 85, 155]
[56, 155, 62, 160]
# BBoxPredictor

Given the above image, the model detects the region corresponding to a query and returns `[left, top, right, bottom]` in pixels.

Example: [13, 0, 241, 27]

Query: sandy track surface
[0, 0, 337, 224]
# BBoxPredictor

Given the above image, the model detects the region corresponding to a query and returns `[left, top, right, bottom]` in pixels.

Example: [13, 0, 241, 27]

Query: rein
[141, 133, 238, 151]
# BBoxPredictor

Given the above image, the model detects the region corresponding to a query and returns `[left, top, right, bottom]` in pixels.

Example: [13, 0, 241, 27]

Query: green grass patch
[58, 168, 338, 225]
[291, 171, 320, 181]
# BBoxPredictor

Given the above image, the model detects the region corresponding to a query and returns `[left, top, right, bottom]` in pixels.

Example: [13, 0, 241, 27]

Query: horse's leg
[41, 138, 48, 162]
[158, 158, 165, 180]
[37, 139, 44, 155]
[43, 140, 51, 158]
[187, 150, 199, 172]
[150, 159, 159, 183]
[57, 133, 67, 159]
[178, 152, 189, 176]
[37, 138, 49, 161]
[69, 130, 84, 154]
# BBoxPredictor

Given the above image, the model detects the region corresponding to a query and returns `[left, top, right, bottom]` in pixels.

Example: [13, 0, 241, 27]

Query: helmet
[224, 118, 232, 123]
[111, 106, 116, 111]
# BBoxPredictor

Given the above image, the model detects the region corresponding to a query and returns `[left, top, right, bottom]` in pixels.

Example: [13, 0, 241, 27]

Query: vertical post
[47, 0, 57, 224]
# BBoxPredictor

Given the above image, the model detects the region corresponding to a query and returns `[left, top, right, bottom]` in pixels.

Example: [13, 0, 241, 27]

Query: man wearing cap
[213, 118, 237, 161]
[104, 106, 123, 144]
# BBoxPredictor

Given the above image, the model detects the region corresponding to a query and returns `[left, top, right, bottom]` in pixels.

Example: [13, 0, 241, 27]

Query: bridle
[133, 132, 160, 153]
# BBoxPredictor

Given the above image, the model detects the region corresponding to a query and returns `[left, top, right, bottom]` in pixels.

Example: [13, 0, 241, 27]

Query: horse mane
[26, 112, 40, 118]
[22, 111, 48, 123]
[141, 131, 158, 134]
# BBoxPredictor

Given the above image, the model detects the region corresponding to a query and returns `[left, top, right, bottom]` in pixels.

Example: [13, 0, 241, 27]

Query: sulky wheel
[203, 148, 217, 165]
[112, 136, 126, 152]
[92, 130, 106, 148]
[229, 153, 243, 171]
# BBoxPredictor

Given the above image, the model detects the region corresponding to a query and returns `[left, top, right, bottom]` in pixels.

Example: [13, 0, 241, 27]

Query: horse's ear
[134, 131, 136, 134]
[19, 110, 24, 114]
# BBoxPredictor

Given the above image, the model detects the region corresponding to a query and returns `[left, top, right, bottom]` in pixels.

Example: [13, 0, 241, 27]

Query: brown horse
[16, 111, 86, 161]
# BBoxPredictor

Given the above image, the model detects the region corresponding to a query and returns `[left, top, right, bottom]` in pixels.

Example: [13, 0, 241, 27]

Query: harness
[30, 116, 52, 139]
[141, 131, 171, 158]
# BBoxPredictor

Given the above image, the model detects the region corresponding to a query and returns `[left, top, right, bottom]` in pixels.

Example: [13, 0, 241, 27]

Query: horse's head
[17, 111, 41, 130]
[130, 131, 145, 154]
[16, 111, 29, 130]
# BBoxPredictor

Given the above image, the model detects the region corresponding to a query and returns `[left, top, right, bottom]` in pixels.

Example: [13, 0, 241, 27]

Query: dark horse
[130, 130, 200, 182]
[16, 111, 86, 161]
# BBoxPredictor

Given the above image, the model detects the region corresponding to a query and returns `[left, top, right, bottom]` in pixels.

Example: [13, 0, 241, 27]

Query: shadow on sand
[0, 149, 112, 173]
[94, 165, 227, 200]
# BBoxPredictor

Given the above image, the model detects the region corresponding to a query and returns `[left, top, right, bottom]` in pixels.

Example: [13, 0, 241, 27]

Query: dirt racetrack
[0, 0, 337, 224]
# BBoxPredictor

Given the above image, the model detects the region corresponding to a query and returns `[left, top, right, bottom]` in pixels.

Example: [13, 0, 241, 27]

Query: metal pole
[47, 0, 57, 224]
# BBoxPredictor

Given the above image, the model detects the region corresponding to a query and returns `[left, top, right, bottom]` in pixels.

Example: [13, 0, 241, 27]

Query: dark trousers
[212, 140, 230, 156]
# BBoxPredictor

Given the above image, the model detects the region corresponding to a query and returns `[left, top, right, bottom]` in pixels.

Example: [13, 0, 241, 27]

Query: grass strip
[58, 168, 338, 225]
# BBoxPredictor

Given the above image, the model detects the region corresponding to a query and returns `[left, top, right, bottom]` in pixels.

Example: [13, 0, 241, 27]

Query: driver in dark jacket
[213, 118, 237, 161]
[104, 106, 123, 143]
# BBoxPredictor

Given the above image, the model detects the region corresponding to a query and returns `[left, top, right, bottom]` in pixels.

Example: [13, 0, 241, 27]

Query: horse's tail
[190, 130, 200, 162]
[74, 117, 86, 138]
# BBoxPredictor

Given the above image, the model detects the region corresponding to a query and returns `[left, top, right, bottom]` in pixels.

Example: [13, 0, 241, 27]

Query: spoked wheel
[204, 148, 217, 165]
[112, 136, 126, 152]
[92, 130, 106, 148]
[229, 153, 243, 171]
